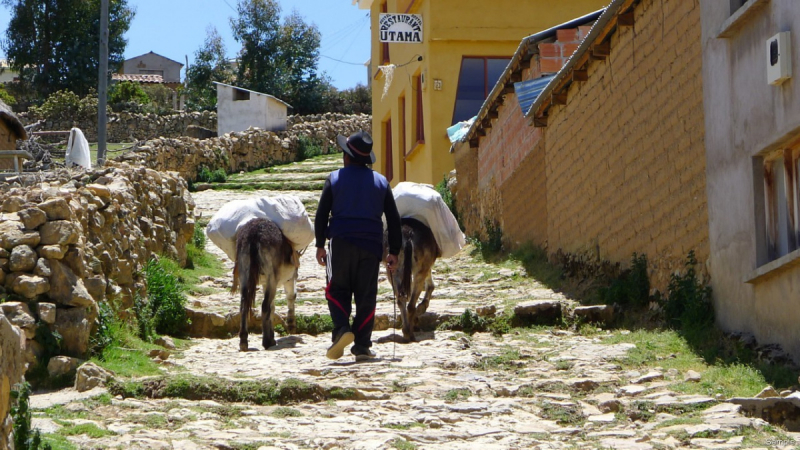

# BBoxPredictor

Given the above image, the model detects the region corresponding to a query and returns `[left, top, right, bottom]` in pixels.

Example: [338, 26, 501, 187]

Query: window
[414, 74, 424, 143]
[233, 88, 250, 101]
[452, 57, 511, 125]
[762, 148, 800, 262]
[381, 2, 390, 63]
[384, 118, 393, 182]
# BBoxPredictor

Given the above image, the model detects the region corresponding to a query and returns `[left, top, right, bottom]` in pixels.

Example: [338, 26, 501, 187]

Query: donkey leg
[239, 292, 249, 352]
[262, 281, 278, 349]
[284, 278, 297, 334]
[414, 275, 435, 329]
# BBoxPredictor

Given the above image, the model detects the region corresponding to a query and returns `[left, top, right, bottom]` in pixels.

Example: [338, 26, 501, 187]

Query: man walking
[315, 130, 402, 361]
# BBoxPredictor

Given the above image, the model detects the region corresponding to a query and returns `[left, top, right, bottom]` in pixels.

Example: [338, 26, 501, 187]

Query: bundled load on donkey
[206, 195, 314, 351]
[392, 182, 466, 258]
[206, 196, 315, 261]
[384, 182, 466, 342]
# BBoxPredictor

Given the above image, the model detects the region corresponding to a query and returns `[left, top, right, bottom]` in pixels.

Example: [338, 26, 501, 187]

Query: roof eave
[463, 8, 605, 144]
[524, 0, 631, 121]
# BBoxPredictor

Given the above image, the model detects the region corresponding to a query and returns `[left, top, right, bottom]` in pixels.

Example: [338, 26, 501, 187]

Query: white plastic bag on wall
[66, 127, 92, 169]
[206, 195, 314, 261]
[393, 182, 466, 258]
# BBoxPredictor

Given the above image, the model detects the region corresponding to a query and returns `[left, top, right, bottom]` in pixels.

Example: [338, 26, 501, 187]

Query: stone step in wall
[0, 164, 194, 371]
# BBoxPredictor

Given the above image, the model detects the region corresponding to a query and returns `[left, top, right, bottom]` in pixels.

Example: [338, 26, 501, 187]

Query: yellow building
[354, 0, 607, 186]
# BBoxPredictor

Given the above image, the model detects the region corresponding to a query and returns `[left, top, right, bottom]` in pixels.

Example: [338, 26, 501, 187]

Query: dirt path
[30, 155, 798, 450]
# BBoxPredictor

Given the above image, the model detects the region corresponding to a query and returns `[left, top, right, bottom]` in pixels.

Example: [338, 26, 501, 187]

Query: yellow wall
[368, 0, 607, 186]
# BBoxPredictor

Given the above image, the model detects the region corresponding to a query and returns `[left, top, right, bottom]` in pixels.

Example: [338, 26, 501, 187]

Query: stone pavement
[29, 154, 800, 449]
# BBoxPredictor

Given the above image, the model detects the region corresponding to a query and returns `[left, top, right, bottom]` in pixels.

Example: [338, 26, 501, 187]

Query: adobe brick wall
[543, 0, 709, 292]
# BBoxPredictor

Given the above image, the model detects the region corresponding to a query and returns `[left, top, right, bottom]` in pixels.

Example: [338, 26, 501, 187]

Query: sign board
[379, 14, 423, 43]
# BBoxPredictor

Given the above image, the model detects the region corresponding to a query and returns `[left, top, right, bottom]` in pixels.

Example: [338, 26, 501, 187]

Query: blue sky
[0, 0, 371, 90]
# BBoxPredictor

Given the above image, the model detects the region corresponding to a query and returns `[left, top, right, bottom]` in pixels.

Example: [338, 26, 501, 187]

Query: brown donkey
[232, 218, 300, 351]
[385, 217, 441, 342]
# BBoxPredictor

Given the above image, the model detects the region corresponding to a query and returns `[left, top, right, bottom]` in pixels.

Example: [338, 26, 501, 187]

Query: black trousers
[325, 237, 379, 348]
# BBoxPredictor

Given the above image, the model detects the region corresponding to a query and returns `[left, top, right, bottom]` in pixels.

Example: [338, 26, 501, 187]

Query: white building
[121, 51, 183, 85]
[214, 82, 291, 135]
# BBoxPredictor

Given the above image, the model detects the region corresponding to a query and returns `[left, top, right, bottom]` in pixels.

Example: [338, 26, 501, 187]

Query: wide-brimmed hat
[336, 130, 376, 165]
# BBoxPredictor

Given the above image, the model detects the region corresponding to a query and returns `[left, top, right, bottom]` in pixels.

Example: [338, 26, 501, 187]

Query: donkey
[385, 217, 442, 342]
[232, 218, 300, 351]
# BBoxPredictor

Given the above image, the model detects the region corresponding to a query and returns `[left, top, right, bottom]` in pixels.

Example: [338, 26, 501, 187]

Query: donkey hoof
[263, 339, 276, 350]
[239, 342, 249, 352]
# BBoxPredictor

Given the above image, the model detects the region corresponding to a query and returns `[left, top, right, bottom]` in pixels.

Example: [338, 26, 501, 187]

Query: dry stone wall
[0, 164, 194, 368]
[115, 114, 372, 181]
[25, 110, 217, 143]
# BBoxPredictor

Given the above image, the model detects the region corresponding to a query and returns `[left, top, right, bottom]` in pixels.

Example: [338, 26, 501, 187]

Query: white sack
[206, 195, 314, 261]
[66, 127, 92, 169]
[393, 182, 466, 258]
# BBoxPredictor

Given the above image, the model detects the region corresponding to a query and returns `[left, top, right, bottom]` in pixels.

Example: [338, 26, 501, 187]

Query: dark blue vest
[327, 166, 388, 247]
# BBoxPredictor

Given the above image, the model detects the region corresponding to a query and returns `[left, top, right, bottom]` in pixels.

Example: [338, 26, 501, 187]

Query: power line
[320, 54, 365, 66]
[222, 0, 237, 12]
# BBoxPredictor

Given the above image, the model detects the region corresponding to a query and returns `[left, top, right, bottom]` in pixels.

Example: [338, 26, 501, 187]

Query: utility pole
[97, 0, 109, 166]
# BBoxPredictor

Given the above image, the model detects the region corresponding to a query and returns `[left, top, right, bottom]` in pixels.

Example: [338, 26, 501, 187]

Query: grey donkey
[385, 217, 441, 342]
[232, 218, 300, 351]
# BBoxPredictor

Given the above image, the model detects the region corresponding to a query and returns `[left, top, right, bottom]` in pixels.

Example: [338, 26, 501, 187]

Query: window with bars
[761, 147, 800, 263]
[452, 56, 510, 125]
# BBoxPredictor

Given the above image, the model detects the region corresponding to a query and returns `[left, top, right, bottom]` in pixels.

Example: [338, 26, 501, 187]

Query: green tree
[1, 0, 135, 99]
[230, 0, 326, 114]
[109, 81, 150, 106]
[184, 26, 234, 111]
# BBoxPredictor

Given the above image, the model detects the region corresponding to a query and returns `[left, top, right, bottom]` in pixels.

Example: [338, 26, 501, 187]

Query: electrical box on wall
[767, 31, 792, 86]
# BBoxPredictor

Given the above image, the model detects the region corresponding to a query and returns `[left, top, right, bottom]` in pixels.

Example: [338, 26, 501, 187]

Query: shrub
[660, 251, 713, 329]
[143, 258, 189, 336]
[196, 167, 227, 183]
[28, 89, 101, 121]
[438, 309, 489, 334]
[192, 220, 207, 249]
[598, 253, 650, 307]
[296, 134, 323, 161]
[89, 301, 115, 358]
[11, 382, 51, 450]
[0, 85, 16, 106]
[109, 81, 150, 106]
[435, 176, 462, 231]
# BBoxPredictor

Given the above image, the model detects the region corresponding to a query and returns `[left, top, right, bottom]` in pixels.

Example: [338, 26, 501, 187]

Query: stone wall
[0, 315, 25, 450]
[0, 164, 194, 368]
[25, 110, 217, 143]
[115, 114, 372, 181]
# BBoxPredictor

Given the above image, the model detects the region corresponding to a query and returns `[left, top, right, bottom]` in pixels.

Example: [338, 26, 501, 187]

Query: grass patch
[271, 406, 303, 418]
[40, 434, 76, 450]
[384, 422, 425, 430]
[538, 401, 585, 426]
[474, 347, 523, 371]
[603, 329, 796, 398]
[208, 181, 325, 191]
[58, 423, 114, 438]
[443, 388, 471, 402]
[89, 318, 163, 378]
[275, 313, 334, 336]
[108, 374, 329, 405]
[391, 439, 417, 450]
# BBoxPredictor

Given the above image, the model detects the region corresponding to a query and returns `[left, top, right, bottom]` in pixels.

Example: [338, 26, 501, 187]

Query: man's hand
[386, 254, 398, 273]
[316, 247, 327, 266]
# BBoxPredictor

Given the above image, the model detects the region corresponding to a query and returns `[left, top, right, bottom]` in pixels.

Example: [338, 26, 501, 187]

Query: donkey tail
[233, 221, 264, 315]
[398, 239, 413, 298]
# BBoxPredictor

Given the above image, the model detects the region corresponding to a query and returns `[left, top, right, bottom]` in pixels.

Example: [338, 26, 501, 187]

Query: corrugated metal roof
[112, 73, 165, 83]
[515, 75, 556, 116]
